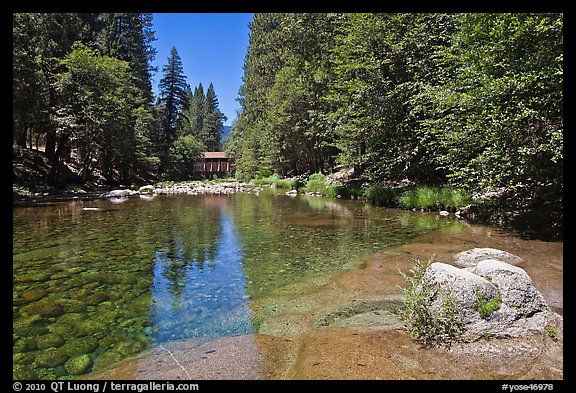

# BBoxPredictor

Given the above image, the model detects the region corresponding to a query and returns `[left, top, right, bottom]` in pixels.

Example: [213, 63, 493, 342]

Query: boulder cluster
[421, 248, 560, 341]
[101, 182, 263, 202]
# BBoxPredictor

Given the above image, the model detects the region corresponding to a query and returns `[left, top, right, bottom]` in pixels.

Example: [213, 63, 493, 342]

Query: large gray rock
[138, 185, 155, 194]
[105, 189, 135, 198]
[473, 259, 549, 317]
[454, 247, 523, 268]
[421, 252, 556, 342]
[423, 263, 498, 325]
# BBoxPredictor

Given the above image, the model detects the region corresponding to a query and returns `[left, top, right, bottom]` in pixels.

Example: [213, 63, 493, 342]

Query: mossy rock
[78, 320, 108, 338]
[64, 354, 93, 375]
[57, 312, 85, 324]
[61, 336, 99, 357]
[13, 314, 48, 336]
[93, 308, 120, 324]
[21, 299, 64, 317]
[93, 351, 124, 371]
[13, 364, 39, 380]
[55, 298, 87, 313]
[114, 339, 147, 356]
[14, 351, 36, 365]
[47, 322, 78, 337]
[14, 272, 52, 283]
[36, 332, 65, 350]
[47, 313, 84, 337]
[98, 331, 128, 348]
[13, 337, 38, 352]
[84, 292, 110, 306]
[35, 348, 69, 368]
[21, 288, 48, 302]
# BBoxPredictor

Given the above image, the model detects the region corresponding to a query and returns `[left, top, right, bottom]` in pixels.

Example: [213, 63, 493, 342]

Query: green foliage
[155, 46, 188, 174]
[166, 135, 205, 181]
[300, 172, 337, 196]
[398, 257, 464, 348]
[475, 292, 502, 319]
[439, 188, 473, 212]
[180, 83, 227, 152]
[55, 42, 149, 182]
[257, 168, 273, 179]
[225, 12, 562, 238]
[398, 187, 439, 210]
[13, 12, 563, 236]
[13, 12, 157, 185]
[420, 13, 562, 231]
[363, 186, 402, 206]
[398, 187, 472, 211]
[545, 325, 558, 341]
[251, 173, 300, 189]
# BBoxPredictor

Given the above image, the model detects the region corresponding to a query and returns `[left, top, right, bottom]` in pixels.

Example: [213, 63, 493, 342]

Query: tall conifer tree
[156, 46, 188, 173]
[202, 83, 227, 151]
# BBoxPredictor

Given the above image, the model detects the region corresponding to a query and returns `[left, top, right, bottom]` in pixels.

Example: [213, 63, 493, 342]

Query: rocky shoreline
[13, 181, 265, 204]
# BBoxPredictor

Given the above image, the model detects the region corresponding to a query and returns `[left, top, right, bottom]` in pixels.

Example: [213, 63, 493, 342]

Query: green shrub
[475, 292, 501, 319]
[545, 325, 558, 341]
[439, 188, 473, 212]
[399, 188, 437, 209]
[301, 172, 338, 196]
[251, 173, 300, 189]
[258, 168, 273, 179]
[398, 257, 464, 348]
[364, 185, 402, 206]
[398, 186, 472, 211]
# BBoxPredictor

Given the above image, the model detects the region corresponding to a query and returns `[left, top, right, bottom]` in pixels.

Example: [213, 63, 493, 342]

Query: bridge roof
[202, 152, 227, 159]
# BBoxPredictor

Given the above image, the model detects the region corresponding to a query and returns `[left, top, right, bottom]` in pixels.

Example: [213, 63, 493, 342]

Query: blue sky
[150, 13, 253, 126]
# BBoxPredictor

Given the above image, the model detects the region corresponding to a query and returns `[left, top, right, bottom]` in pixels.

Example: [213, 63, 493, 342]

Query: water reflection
[148, 205, 252, 343]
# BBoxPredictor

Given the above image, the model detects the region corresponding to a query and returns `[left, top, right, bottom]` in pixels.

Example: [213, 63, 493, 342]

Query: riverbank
[12, 180, 263, 204]
[13, 177, 562, 242]
[13, 145, 562, 241]
[82, 224, 563, 380]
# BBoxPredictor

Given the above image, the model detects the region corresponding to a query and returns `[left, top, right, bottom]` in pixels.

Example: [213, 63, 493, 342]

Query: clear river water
[12, 192, 563, 379]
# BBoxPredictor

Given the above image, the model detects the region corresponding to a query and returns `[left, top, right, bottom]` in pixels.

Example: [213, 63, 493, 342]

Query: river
[13, 193, 563, 379]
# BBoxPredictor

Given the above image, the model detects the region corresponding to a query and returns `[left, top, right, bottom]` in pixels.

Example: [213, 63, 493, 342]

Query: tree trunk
[45, 128, 56, 161]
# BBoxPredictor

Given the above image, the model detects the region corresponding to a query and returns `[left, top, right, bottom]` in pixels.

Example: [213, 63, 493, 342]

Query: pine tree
[201, 83, 227, 151]
[98, 13, 157, 105]
[185, 83, 205, 140]
[156, 46, 188, 173]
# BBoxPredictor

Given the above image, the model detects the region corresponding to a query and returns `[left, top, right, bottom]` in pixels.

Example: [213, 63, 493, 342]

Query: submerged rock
[21, 288, 48, 302]
[61, 336, 99, 357]
[93, 351, 124, 371]
[36, 332, 65, 350]
[64, 354, 93, 375]
[13, 364, 39, 380]
[35, 348, 69, 368]
[55, 298, 87, 313]
[13, 314, 48, 336]
[21, 299, 64, 318]
[114, 339, 147, 356]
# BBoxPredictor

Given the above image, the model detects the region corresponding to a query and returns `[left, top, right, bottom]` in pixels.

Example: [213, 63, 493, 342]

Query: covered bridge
[194, 152, 231, 177]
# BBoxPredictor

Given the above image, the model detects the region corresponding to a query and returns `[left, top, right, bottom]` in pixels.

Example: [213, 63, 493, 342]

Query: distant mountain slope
[222, 125, 232, 142]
